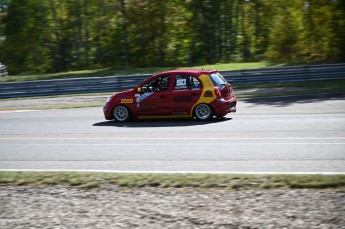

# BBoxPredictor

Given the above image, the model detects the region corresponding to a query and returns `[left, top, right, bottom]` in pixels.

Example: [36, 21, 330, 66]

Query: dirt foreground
[1, 186, 344, 229]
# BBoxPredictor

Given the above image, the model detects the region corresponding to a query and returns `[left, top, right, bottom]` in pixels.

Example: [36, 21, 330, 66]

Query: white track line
[0, 169, 344, 175]
[0, 110, 39, 114]
[0, 137, 344, 140]
[1, 143, 344, 146]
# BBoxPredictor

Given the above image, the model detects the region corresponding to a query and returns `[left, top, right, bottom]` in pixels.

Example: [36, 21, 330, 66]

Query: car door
[170, 74, 202, 115]
[136, 75, 172, 116]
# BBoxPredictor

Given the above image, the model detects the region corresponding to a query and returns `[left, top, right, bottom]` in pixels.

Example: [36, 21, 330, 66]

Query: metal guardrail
[0, 63, 344, 99]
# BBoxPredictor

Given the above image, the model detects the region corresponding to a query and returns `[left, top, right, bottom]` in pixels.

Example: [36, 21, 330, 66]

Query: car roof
[154, 69, 217, 76]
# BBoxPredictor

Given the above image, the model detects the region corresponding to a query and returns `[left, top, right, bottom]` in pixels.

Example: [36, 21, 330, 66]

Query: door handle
[160, 95, 167, 99]
[191, 93, 199, 96]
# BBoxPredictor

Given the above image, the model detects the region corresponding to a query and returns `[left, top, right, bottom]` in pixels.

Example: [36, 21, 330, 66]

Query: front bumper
[103, 103, 113, 120]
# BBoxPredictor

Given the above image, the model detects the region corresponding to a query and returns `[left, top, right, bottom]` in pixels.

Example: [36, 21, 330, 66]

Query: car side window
[191, 76, 201, 88]
[174, 74, 201, 90]
[142, 75, 170, 92]
[159, 75, 170, 91]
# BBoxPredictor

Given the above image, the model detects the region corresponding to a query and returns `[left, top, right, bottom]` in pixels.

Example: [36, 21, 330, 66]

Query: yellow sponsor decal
[188, 74, 217, 114]
[192, 74, 216, 103]
[121, 99, 134, 104]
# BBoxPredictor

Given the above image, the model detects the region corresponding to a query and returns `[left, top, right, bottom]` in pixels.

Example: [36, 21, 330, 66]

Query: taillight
[214, 87, 222, 98]
[229, 84, 234, 95]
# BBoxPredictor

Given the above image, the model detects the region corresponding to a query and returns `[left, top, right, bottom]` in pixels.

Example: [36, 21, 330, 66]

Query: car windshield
[209, 72, 228, 86]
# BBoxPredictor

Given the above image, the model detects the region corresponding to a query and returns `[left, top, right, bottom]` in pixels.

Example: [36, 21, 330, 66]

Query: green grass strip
[0, 172, 344, 190]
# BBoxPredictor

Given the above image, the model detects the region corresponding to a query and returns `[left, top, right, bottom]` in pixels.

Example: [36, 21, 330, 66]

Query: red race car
[104, 69, 236, 122]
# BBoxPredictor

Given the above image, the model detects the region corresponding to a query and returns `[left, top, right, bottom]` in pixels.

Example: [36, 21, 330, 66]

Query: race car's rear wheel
[113, 105, 131, 122]
[194, 104, 213, 121]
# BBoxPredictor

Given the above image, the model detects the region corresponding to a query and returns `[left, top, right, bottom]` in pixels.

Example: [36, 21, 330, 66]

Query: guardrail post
[304, 65, 310, 81]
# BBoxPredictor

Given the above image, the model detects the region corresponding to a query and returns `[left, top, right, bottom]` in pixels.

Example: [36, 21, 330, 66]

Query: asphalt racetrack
[0, 94, 344, 174]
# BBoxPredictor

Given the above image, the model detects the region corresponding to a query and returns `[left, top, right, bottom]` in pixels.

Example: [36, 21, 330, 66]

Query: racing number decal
[175, 78, 187, 89]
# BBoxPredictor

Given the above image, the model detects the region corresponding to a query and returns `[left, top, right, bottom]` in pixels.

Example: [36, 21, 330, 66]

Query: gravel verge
[1, 186, 344, 229]
[0, 95, 106, 110]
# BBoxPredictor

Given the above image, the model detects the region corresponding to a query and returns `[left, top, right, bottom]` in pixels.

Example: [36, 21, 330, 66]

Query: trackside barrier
[0, 63, 344, 99]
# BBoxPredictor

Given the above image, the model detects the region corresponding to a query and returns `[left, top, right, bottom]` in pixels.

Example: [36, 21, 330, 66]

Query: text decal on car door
[121, 99, 134, 104]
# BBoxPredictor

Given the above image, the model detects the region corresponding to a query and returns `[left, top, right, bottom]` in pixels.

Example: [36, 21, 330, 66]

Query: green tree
[1, 0, 52, 73]
[266, 1, 300, 61]
[0, 0, 344, 74]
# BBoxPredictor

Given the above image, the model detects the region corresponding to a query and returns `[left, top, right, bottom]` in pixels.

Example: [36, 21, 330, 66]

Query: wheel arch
[192, 102, 215, 120]
[112, 104, 132, 121]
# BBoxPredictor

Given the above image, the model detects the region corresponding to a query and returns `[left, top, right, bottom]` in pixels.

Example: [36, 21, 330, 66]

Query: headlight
[106, 96, 112, 103]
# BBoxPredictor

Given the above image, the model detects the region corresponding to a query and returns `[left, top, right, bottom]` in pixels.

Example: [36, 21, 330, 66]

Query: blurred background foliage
[0, 0, 344, 74]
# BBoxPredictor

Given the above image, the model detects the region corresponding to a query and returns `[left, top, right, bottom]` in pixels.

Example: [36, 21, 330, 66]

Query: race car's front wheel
[194, 104, 213, 121]
[113, 105, 131, 122]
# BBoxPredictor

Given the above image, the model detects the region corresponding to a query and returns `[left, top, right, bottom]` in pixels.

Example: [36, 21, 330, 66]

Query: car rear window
[209, 72, 228, 86]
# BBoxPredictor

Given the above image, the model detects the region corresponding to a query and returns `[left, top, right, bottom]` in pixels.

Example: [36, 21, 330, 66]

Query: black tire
[194, 103, 213, 121]
[113, 105, 131, 122]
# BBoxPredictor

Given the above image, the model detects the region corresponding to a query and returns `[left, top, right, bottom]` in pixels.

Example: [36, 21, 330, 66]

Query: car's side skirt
[137, 115, 192, 120]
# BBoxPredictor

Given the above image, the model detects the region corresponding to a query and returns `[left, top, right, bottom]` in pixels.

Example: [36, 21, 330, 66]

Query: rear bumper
[211, 96, 237, 117]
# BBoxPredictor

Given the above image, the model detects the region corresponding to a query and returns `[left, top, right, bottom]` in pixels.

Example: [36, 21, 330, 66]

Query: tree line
[0, 0, 344, 74]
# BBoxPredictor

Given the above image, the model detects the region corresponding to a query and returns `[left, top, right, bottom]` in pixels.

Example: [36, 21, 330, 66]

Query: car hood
[114, 89, 134, 97]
